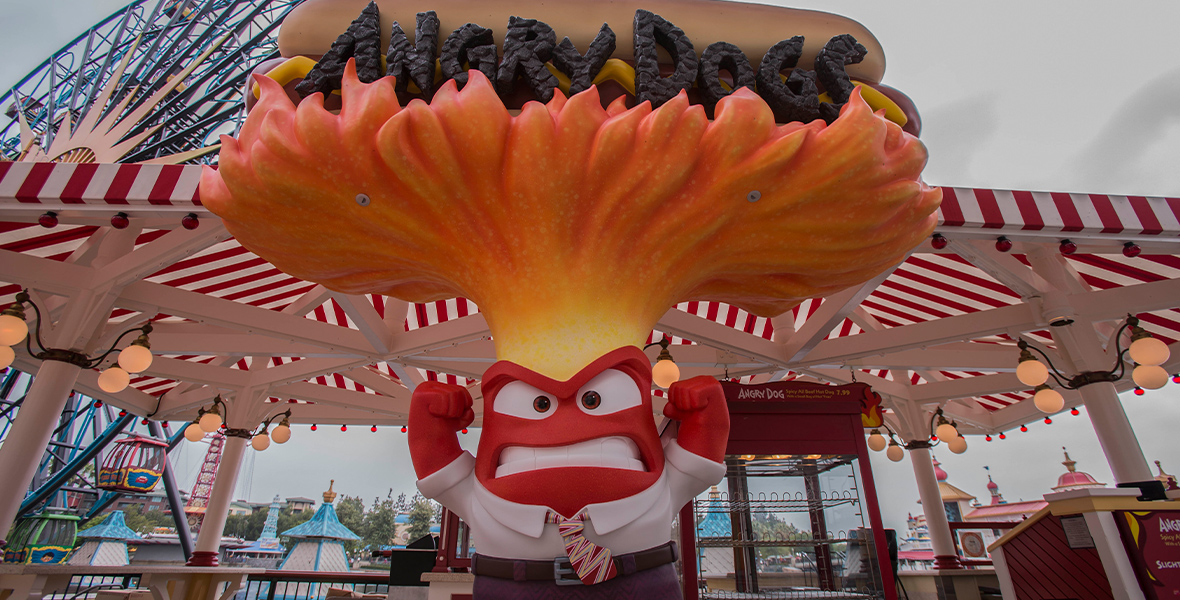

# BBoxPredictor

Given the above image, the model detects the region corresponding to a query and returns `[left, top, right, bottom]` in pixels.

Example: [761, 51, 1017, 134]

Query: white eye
[493, 381, 557, 420]
[576, 369, 642, 415]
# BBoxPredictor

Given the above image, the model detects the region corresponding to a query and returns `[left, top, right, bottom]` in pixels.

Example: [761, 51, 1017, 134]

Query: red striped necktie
[546, 511, 619, 585]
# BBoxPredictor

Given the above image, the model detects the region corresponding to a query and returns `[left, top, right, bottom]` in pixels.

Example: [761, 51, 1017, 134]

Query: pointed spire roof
[931, 456, 975, 502]
[1156, 460, 1178, 490]
[983, 466, 1006, 505]
[79, 511, 140, 540]
[1053, 447, 1105, 491]
[280, 483, 360, 541]
[259, 495, 282, 542]
[697, 486, 732, 538]
[933, 457, 948, 482]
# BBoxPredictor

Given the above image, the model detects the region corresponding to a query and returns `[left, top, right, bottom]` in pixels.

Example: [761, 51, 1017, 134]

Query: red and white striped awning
[2, 163, 1178, 433]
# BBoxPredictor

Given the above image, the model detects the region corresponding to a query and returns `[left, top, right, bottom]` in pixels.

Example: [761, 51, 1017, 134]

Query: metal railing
[240, 571, 391, 600]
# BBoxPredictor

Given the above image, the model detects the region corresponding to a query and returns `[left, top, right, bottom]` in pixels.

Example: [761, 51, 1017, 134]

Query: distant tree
[406, 493, 436, 542]
[121, 505, 173, 534]
[336, 495, 366, 552]
[224, 508, 268, 540]
[277, 507, 315, 549]
[79, 512, 109, 531]
[361, 492, 396, 550]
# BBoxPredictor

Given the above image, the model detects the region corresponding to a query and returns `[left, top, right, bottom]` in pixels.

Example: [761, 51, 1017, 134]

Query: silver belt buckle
[554, 557, 583, 585]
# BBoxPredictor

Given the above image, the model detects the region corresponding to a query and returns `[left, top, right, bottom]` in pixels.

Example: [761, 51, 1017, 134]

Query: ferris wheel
[0, 0, 299, 165]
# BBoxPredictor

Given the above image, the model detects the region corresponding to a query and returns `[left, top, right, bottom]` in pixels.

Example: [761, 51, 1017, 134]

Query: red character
[409, 346, 729, 599]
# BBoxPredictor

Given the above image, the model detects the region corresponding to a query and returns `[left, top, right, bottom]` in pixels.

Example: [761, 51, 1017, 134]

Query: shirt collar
[472, 471, 668, 539]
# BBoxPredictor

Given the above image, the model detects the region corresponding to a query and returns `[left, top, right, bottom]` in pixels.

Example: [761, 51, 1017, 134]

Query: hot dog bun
[277, 0, 886, 84]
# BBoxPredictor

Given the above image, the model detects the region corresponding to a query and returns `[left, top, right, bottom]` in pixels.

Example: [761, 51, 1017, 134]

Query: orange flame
[202, 61, 940, 379]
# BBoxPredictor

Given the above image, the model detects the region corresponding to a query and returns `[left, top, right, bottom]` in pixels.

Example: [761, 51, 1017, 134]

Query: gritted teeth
[494, 436, 644, 478]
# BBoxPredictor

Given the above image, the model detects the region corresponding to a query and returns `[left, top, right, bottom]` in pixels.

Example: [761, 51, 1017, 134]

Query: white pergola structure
[1, 162, 1178, 567]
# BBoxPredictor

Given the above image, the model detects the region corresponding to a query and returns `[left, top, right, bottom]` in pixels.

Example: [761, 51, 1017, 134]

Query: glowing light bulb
[1016, 358, 1049, 387]
[198, 409, 222, 433]
[1033, 386, 1064, 413]
[947, 436, 968, 454]
[1132, 364, 1169, 390]
[886, 443, 905, 462]
[1129, 335, 1169, 367]
[117, 342, 153, 373]
[98, 367, 130, 393]
[251, 432, 271, 451]
[935, 421, 959, 441]
[0, 313, 28, 346]
[271, 421, 291, 444]
[866, 429, 887, 452]
[0, 345, 13, 370]
[652, 359, 680, 389]
[184, 422, 205, 442]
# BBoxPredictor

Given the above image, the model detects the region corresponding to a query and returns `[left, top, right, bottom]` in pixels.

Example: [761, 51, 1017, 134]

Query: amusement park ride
[0, 367, 231, 564]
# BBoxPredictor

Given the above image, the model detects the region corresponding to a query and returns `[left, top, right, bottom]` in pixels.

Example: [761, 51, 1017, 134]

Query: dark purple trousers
[472, 562, 683, 600]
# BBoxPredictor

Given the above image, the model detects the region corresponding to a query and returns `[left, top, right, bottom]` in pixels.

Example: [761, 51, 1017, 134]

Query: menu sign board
[1115, 510, 1180, 599]
[721, 380, 884, 428]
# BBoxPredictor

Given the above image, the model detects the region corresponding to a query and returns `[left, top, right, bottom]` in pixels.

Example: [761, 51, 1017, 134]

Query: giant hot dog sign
[203, 0, 939, 597]
[254, 0, 917, 131]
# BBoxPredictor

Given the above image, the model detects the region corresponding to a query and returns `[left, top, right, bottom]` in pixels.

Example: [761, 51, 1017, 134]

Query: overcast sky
[2, 0, 1178, 534]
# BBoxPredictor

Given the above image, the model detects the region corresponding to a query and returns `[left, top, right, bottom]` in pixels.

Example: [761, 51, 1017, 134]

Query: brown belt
[471, 541, 678, 585]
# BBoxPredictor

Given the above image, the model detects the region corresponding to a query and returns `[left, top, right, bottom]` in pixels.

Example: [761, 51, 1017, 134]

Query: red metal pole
[678, 502, 698, 600]
[853, 419, 898, 600]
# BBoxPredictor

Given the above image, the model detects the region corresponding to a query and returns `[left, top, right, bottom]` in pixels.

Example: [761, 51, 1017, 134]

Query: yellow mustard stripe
[819, 81, 907, 127]
[543, 59, 636, 97]
[592, 59, 636, 96]
[251, 56, 340, 98]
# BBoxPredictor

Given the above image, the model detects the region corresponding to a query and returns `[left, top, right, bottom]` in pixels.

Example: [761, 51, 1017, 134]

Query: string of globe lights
[866, 407, 968, 463]
[1016, 314, 1172, 412]
[183, 396, 293, 451]
[0, 289, 154, 392]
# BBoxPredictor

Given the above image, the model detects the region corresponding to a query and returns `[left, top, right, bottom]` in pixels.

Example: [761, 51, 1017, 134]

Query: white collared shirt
[417, 440, 725, 560]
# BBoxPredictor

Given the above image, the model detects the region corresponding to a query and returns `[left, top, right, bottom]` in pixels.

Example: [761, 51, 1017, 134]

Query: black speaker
[884, 529, 899, 577]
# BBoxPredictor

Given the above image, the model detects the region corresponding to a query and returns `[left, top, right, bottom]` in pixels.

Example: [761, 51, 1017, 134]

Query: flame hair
[202, 61, 940, 379]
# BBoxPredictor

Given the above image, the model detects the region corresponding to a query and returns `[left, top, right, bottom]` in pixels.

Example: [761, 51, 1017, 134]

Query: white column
[1077, 382, 1153, 483]
[908, 445, 961, 569]
[0, 360, 82, 542]
[187, 435, 247, 566]
[1052, 325, 1153, 484]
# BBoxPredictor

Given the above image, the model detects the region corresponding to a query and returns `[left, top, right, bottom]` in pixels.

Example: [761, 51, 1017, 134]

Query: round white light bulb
[867, 430, 887, 452]
[0, 345, 13, 370]
[886, 444, 905, 462]
[0, 314, 29, 346]
[184, 422, 205, 442]
[117, 344, 153, 373]
[1016, 359, 1049, 387]
[935, 421, 959, 441]
[1129, 336, 1170, 367]
[652, 359, 680, 389]
[1132, 364, 1169, 390]
[251, 432, 271, 451]
[947, 436, 968, 455]
[270, 424, 291, 444]
[198, 411, 223, 433]
[1033, 387, 1064, 413]
[97, 366, 130, 393]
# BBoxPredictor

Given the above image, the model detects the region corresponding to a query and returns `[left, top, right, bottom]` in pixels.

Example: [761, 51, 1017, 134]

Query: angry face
[475, 346, 665, 517]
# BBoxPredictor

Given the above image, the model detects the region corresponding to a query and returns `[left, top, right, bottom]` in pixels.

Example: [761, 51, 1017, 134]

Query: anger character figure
[409, 346, 729, 599]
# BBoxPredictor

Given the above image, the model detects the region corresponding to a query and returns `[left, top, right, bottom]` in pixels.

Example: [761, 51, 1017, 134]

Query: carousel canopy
[1, 162, 1178, 437]
[77, 510, 140, 540]
[280, 503, 360, 541]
